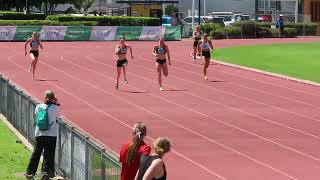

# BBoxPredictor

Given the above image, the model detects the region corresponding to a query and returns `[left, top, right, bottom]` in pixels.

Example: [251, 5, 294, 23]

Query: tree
[72, 0, 82, 12]
[71, 0, 94, 14]
[0, 0, 27, 12]
[47, 0, 71, 14]
[83, 0, 94, 14]
[165, 4, 179, 16]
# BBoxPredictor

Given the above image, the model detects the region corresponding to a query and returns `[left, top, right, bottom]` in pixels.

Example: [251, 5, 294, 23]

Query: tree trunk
[26, 0, 30, 14]
[45, 0, 48, 15]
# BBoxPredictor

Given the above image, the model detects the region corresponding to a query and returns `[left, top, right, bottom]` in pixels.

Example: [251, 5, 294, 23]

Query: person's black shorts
[117, 59, 128, 68]
[30, 50, 39, 57]
[156, 59, 166, 65]
[193, 40, 199, 48]
[202, 51, 211, 59]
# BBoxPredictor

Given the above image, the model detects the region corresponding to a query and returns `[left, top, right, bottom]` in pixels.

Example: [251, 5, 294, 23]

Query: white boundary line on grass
[213, 59, 320, 88]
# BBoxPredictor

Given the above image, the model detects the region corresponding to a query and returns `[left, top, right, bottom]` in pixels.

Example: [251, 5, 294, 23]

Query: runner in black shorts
[24, 32, 43, 79]
[115, 37, 133, 90]
[197, 33, 214, 80]
[153, 37, 171, 91]
[192, 25, 202, 62]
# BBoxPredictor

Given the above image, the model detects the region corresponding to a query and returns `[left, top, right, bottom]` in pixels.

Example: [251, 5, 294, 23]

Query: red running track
[1, 38, 320, 180]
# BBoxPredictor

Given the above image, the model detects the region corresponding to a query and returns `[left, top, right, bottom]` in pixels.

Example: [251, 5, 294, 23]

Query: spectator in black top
[135, 137, 171, 180]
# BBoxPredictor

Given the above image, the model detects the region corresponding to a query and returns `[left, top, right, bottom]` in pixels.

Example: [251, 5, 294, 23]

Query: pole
[25, 0, 28, 15]
[198, 0, 201, 25]
[295, 0, 298, 23]
[204, 0, 206, 16]
[162, 3, 166, 16]
[192, 0, 195, 30]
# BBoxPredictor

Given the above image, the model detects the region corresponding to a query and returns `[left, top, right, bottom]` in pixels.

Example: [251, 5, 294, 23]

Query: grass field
[0, 119, 31, 180]
[213, 43, 320, 83]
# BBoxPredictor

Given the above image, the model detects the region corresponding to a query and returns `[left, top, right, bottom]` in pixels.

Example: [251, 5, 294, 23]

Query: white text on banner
[40, 26, 68, 41]
[90, 26, 118, 41]
[0, 26, 17, 41]
[139, 26, 162, 41]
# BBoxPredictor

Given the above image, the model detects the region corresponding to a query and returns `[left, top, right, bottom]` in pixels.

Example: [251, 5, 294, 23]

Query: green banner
[64, 26, 92, 41]
[114, 26, 142, 41]
[6, 26, 181, 41]
[14, 26, 42, 41]
[164, 26, 181, 41]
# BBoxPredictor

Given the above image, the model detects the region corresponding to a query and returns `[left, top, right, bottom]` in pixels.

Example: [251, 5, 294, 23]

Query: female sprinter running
[115, 37, 133, 90]
[152, 37, 171, 91]
[25, 32, 43, 79]
[192, 25, 202, 62]
[197, 33, 214, 80]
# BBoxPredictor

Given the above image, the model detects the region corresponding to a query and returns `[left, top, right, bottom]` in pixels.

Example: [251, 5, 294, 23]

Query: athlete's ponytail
[154, 137, 171, 158]
[126, 122, 147, 165]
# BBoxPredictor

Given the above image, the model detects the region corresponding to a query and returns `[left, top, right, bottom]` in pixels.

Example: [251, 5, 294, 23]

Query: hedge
[200, 23, 221, 35]
[224, 27, 241, 38]
[46, 15, 160, 26]
[201, 21, 301, 39]
[209, 28, 225, 39]
[257, 27, 298, 38]
[232, 20, 257, 38]
[0, 11, 47, 20]
[256, 22, 318, 36]
[0, 20, 98, 26]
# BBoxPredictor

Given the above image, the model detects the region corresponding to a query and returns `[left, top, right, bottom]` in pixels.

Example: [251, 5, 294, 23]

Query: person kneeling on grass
[25, 90, 60, 180]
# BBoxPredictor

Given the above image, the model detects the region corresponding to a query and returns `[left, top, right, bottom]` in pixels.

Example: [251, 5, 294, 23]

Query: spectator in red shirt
[120, 122, 151, 180]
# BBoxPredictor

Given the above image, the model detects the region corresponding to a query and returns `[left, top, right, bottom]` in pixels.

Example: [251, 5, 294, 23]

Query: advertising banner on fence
[1, 26, 181, 41]
[139, 26, 162, 41]
[64, 26, 92, 41]
[90, 26, 117, 41]
[164, 26, 181, 41]
[114, 26, 142, 41]
[40, 26, 68, 41]
[0, 26, 17, 41]
[14, 26, 42, 41]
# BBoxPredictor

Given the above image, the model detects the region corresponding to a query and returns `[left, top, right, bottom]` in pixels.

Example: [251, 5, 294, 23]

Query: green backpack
[35, 104, 53, 130]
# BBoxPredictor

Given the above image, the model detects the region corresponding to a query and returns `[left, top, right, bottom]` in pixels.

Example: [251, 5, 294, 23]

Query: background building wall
[177, 0, 256, 16]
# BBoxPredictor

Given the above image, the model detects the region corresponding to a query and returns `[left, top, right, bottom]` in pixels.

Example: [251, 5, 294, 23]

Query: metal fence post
[4, 79, 8, 117]
[70, 127, 75, 180]
[241, 24, 243, 39]
[19, 91, 23, 133]
[85, 136, 90, 180]
[254, 23, 257, 38]
[56, 120, 62, 175]
[101, 149, 106, 180]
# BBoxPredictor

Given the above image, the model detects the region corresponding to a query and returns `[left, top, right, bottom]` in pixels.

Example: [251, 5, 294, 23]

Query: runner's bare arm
[115, 45, 120, 55]
[24, 39, 31, 56]
[166, 46, 171, 65]
[197, 41, 202, 55]
[128, 45, 134, 59]
[152, 45, 158, 57]
[39, 40, 43, 49]
[209, 40, 214, 51]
